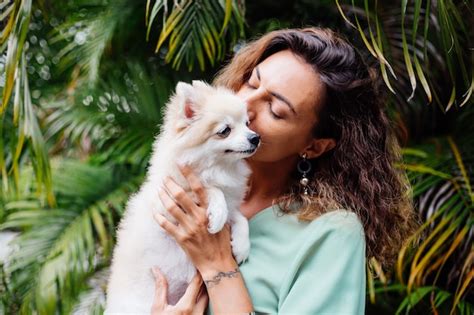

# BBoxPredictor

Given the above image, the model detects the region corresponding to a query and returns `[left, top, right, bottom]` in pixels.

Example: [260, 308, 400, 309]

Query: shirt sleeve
[278, 212, 366, 315]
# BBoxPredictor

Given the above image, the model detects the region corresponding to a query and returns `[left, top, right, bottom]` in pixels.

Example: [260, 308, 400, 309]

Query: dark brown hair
[214, 27, 419, 269]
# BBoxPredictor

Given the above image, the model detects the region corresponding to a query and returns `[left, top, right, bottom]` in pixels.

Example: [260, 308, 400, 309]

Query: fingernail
[154, 213, 163, 224]
[151, 266, 161, 277]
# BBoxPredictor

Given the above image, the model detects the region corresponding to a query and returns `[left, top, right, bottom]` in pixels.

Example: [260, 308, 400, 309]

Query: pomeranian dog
[105, 80, 259, 313]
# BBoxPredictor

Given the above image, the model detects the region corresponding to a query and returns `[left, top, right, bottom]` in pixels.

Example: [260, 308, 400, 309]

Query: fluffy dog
[105, 81, 259, 313]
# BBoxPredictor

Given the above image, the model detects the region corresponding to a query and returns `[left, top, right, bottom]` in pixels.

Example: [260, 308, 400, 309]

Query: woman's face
[236, 49, 327, 163]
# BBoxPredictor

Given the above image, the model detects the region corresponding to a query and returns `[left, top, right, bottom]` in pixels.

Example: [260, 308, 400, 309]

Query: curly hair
[214, 27, 420, 269]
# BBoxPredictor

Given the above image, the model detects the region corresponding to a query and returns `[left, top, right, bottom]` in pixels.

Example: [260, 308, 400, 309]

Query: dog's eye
[217, 126, 231, 138]
[246, 120, 250, 126]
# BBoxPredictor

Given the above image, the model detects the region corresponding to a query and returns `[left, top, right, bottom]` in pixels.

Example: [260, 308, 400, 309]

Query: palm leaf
[0, 0, 56, 206]
[1, 0, 31, 113]
[70, 268, 108, 315]
[50, 0, 133, 85]
[1, 159, 140, 313]
[394, 138, 474, 312]
[338, 0, 473, 111]
[146, 0, 245, 71]
[392, 285, 474, 315]
[44, 61, 175, 168]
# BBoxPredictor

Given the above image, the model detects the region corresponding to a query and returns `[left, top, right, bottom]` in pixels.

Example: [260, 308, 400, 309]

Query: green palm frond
[1, 0, 31, 111]
[393, 137, 474, 313]
[44, 61, 177, 168]
[0, 159, 140, 313]
[70, 268, 108, 315]
[146, 0, 245, 71]
[1, 0, 55, 206]
[370, 283, 474, 314]
[0, 1, 16, 48]
[336, 0, 473, 112]
[50, 0, 134, 85]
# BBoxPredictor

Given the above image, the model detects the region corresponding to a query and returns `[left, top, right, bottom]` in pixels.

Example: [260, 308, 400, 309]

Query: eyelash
[268, 102, 282, 119]
[246, 81, 256, 89]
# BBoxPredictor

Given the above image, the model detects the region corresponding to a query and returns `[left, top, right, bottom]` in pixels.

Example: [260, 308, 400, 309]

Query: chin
[245, 151, 264, 163]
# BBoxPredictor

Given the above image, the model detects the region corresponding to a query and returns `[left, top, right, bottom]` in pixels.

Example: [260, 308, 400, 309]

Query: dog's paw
[207, 204, 228, 234]
[231, 234, 250, 264]
[207, 210, 227, 234]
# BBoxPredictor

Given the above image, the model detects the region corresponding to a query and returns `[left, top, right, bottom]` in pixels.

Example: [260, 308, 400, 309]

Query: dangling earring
[297, 153, 312, 195]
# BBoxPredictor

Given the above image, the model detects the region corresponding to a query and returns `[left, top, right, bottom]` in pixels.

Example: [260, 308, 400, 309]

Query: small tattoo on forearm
[204, 268, 240, 288]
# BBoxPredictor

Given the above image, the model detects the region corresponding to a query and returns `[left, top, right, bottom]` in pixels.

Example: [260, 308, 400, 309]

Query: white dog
[105, 80, 259, 313]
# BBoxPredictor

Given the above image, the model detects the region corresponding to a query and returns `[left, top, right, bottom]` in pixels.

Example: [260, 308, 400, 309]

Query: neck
[244, 156, 297, 202]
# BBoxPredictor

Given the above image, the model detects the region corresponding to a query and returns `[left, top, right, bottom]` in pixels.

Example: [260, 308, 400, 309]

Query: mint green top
[207, 206, 366, 314]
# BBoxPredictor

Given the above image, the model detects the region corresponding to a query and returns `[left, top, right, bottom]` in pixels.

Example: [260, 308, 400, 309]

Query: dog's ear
[175, 82, 197, 119]
[192, 80, 213, 93]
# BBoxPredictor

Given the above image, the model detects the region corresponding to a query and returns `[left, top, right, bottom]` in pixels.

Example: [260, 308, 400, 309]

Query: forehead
[256, 50, 326, 115]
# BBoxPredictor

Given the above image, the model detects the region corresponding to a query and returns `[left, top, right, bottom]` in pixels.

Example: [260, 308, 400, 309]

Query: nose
[247, 104, 256, 121]
[242, 87, 267, 122]
[248, 134, 260, 146]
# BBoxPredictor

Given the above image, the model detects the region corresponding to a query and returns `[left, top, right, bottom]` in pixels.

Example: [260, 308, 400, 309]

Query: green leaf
[1, 0, 31, 114]
[1, 159, 139, 313]
[396, 286, 434, 314]
[149, 0, 244, 71]
[401, 0, 417, 102]
[413, 55, 432, 103]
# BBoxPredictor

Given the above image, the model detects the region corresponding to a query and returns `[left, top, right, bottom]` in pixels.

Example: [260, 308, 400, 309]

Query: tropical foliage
[0, 0, 472, 314]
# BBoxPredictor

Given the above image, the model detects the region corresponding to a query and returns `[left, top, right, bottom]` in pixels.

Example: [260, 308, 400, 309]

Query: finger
[158, 187, 189, 226]
[154, 212, 181, 238]
[151, 267, 168, 312]
[221, 223, 231, 236]
[164, 177, 201, 217]
[178, 164, 208, 209]
[176, 273, 203, 307]
[194, 287, 209, 313]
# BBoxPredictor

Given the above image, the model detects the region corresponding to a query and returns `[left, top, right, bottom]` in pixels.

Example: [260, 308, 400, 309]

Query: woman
[149, 27, 418, 314]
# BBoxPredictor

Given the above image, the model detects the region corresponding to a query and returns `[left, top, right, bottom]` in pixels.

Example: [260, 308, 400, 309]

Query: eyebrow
[256, 67, 297, 116]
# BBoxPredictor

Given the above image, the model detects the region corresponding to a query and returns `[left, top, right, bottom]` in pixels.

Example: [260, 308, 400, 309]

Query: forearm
[199, 258, 253, 314]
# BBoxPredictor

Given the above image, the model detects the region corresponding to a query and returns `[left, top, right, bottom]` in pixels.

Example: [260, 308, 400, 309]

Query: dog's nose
[248, 134, 260, 146]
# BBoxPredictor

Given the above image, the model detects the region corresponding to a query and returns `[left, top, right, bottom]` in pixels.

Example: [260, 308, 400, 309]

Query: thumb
[195, 287, 209, 313]
[176, 272, 203, 307]
[151, 266, 169, 311]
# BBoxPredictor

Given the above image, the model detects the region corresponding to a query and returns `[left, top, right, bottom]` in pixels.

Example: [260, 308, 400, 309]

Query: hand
[151, 266, 208, 315]
[154, 165, 235, 273]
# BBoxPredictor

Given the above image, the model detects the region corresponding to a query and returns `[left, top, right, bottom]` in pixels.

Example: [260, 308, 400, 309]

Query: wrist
[198, 257, 239, 280]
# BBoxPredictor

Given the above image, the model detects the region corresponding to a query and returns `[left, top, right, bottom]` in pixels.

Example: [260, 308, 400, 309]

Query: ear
[175, 82, 197, 119]
[192, 80, 212, 92]
[302, 138, 336, 159]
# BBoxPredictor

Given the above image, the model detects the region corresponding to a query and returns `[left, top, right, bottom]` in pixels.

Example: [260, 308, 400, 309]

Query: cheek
[260, 124, 309, 155]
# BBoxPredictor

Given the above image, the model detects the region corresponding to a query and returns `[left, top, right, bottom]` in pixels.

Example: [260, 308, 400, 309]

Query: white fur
[105, 81, 257, 314]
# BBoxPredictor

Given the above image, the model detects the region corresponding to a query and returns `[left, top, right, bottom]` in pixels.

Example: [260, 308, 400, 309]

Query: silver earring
[297, 153, 312, 195]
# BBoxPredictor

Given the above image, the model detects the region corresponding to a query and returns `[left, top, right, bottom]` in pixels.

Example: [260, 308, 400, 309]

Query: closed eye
[268, 102, 283, 120]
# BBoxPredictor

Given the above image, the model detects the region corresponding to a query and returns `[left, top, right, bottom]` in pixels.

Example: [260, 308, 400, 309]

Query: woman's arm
[197, 253, 253, 313]
[154, 165, 253, 314]
[198, 244, 253, 313]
